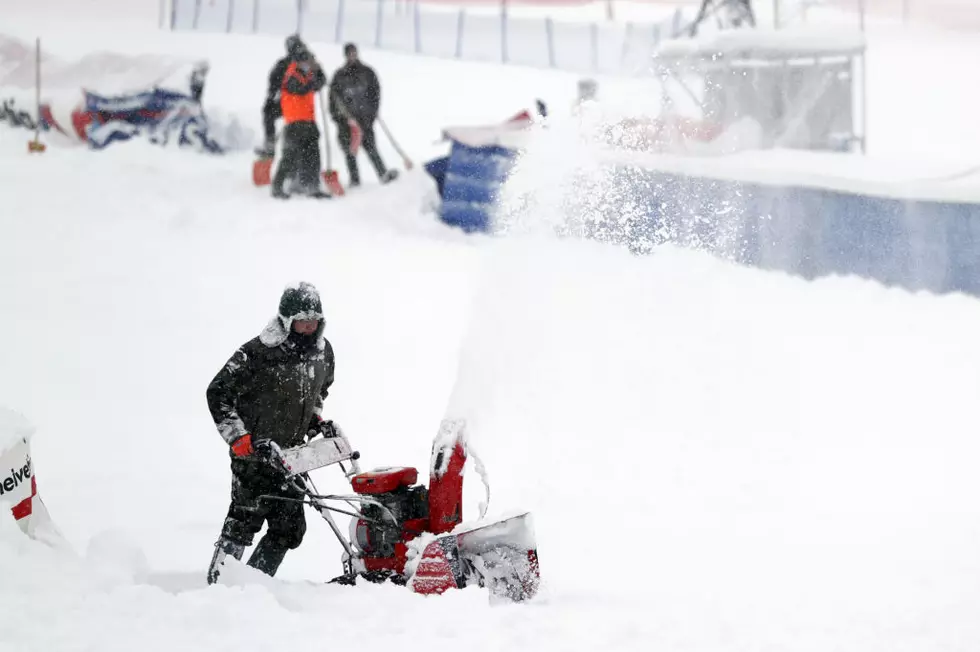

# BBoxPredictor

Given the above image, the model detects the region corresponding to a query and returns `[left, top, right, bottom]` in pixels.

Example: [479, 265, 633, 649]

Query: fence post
[501, 0, 508, 63]
[652, 23, 660, 47]
[159, 0, 165, 29]
[192, 0, 202, 30]
[375, 0, 384, 47]
[455, 9, 465, 59]
[414, 1, 422, 53]
[336, 0, 345, 43]
[170, 0, 178, 29]
[590, 22, 598, 72]
[620, 21, 632, 68]
[226, 0, 235, 33]
[545, 18, 555, 68]
[671, 8, 682, 36]
[296, 0, 303, 34]
[252, 0, 259, 32]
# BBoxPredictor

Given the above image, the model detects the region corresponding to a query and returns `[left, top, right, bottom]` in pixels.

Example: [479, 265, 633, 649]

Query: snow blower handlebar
[258, 436, 399, 529]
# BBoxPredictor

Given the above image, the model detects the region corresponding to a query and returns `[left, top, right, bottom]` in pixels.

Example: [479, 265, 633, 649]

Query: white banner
[0, 411, 65, 545]
[0, 436, 34, 514]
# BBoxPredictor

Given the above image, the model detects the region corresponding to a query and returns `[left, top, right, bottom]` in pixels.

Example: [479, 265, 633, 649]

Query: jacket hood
[260, 282, 327, 350]
[259, 315, 326, 351]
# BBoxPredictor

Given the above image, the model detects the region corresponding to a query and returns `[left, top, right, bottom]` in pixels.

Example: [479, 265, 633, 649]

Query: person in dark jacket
[271, 39, 330, 199]
[329, 43, 397, 187]
[206, 282, 339, 584]
[256, 35, 304, 159]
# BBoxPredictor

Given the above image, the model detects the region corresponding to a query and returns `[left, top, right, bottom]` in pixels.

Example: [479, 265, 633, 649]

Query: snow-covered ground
[3, 1, 980, 651]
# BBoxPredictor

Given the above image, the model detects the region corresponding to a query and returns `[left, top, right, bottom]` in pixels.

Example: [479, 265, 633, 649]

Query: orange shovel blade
[323, 169, 345, 197]
[253, 158, 272, 186]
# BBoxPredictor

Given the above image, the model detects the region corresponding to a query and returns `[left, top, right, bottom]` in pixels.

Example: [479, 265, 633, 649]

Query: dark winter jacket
[329, 61, 380, 124]
[207, 316, 335, 451]
[283, 60, 326, 97]
[266, 57, 291, 102]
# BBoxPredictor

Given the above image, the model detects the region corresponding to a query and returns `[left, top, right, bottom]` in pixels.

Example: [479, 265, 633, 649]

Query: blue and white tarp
[81, 88, 224, 153]
[425, 117, 532, 233]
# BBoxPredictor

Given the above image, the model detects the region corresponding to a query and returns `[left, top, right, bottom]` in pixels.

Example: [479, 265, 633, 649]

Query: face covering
[287, 328, 318, 352]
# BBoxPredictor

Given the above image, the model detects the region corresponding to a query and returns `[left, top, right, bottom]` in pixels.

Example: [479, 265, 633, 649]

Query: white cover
[653, 26, 867, 59]
[442, 119, 534, 151]
[279, 436, 357, 477]
[0, 408, 64, 545]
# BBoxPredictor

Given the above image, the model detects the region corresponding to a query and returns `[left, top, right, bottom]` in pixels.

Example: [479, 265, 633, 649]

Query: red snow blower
[260, 419, 540, 602]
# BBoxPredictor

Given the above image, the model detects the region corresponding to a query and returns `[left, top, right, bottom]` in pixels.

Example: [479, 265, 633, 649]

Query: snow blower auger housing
[260, 419, 540, 602]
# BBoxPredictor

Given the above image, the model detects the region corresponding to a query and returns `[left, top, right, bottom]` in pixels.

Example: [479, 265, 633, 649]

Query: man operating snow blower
[205, 282, 340, 584]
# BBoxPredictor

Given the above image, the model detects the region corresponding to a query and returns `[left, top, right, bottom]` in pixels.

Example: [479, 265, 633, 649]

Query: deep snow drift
[5, 134, 980, 650]
[4, 4, 980, 651]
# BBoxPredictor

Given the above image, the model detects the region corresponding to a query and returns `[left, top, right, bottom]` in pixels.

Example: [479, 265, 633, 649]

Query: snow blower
[257, 419, 540, 602]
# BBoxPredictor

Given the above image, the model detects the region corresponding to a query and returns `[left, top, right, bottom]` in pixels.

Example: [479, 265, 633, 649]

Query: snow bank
[0, 407, 33, 452]
[445, 235, 980, 648]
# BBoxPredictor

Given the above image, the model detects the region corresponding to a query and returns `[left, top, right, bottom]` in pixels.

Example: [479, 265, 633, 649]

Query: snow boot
[271, 186, 290, 200]
[207, 537, 245, 585]
[381, 169, 399, 184]
[246, 537, 289, 577]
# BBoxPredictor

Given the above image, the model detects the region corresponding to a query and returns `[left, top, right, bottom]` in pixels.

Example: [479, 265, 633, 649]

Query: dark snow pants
[272, 121, 321, 194]
[220, 457, 307, 551]
[336, 117, 387, 185]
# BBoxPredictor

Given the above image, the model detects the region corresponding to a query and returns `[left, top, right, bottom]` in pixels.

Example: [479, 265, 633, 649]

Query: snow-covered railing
[166, 0, 688, 74]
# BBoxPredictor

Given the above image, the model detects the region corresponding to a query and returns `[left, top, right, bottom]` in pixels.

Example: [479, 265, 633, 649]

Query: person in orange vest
[271, 38, 329, 199]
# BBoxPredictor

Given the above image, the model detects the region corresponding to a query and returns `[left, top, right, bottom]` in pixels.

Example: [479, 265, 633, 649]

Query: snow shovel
[378, 115, 412, 170]
[253, 157, 273, 186]
[318, 89, 345, 197]
[252, 128, 278, 187]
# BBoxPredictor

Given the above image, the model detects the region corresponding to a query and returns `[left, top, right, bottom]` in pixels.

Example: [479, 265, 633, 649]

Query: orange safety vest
[280, 62, 315, 124]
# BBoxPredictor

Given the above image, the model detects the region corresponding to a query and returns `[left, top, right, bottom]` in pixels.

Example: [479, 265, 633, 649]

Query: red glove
[231, 434, 254, 457]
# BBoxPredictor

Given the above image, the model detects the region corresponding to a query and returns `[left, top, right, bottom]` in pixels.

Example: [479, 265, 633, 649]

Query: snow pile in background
[0, 34, 203, 95]
[0, 33, 253, 152]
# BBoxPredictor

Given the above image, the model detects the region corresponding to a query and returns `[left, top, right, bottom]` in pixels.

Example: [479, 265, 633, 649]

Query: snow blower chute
[259, 419, 540, 602]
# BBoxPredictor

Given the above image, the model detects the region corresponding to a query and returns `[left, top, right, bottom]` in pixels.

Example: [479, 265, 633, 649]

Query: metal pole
[455, 10, 465, 59]
[501, 0, 508, 64]
[34, 37, 40, 144]
[857, 0, 865, 32]
[773, 0, 780, 29]
[861, 52, 868, 153]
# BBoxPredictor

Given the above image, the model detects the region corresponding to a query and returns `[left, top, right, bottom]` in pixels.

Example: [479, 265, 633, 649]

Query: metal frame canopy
[651, 27, 868, 154]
